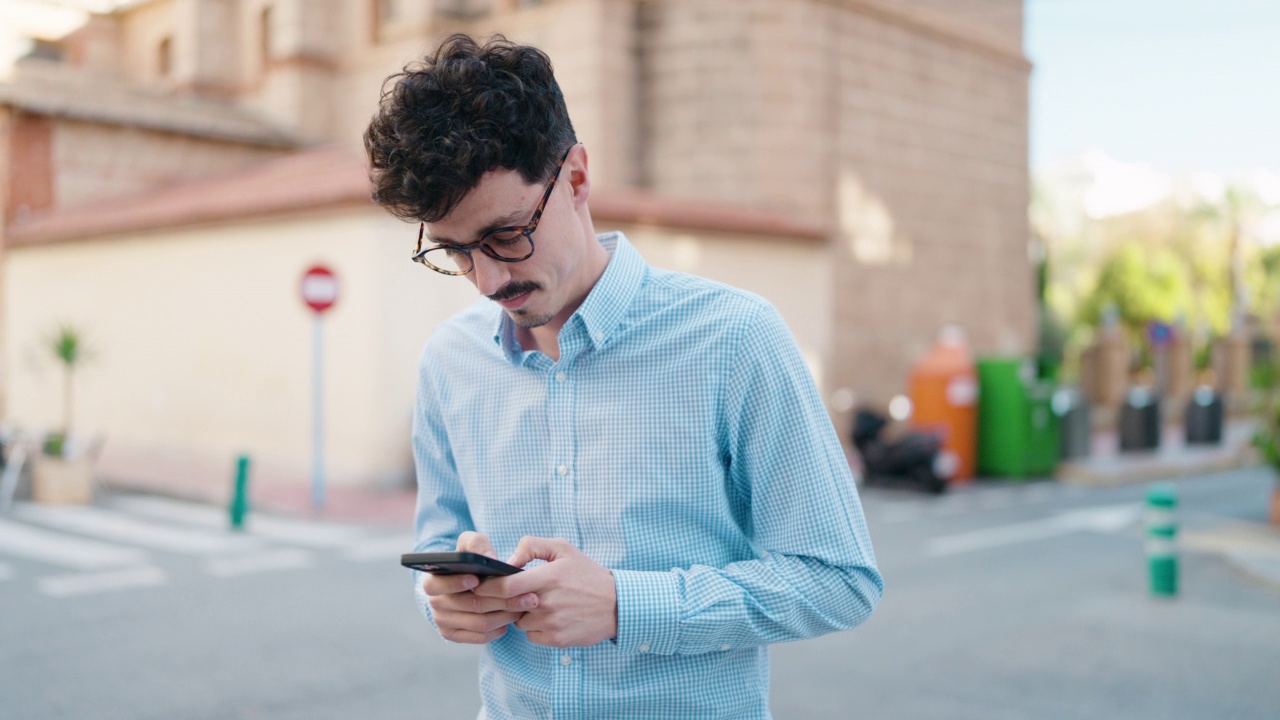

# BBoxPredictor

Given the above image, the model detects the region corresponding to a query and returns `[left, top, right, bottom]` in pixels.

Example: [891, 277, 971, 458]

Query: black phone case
[400, 551, 522, 576]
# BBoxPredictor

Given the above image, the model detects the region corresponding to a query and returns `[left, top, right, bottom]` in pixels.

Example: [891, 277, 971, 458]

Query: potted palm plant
[31, 325, 97, 504]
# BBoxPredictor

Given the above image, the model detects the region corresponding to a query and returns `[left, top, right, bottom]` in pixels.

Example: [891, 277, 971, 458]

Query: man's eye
[438, 246, 468, 257]
[486, 230, 525, 246]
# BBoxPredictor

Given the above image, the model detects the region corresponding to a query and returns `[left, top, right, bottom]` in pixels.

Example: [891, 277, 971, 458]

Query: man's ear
[568, 144, 590, 210]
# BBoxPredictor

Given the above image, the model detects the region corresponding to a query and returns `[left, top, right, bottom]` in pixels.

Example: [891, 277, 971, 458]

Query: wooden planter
[31, 455, 95, 504]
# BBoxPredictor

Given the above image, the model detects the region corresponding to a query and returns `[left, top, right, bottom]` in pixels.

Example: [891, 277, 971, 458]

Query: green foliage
[1248, 244, 1280, 322]
[50, 325, 86, 369]
[44, 324, 92, 457]
[1253, 358, 1280, 474]
[1078, 242, 1195, 345]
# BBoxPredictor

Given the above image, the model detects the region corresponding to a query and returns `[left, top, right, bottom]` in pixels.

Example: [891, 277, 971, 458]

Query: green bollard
[230, 454, 250, 531]
[1146, 483, 1177, 596]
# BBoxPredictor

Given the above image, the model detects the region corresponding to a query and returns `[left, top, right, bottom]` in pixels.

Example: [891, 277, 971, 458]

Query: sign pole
[300, 264, 338, 515]
[312, 313, 326, 513]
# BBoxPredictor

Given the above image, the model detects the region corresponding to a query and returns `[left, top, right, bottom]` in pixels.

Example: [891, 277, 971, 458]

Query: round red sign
[301, 265, 338, 313]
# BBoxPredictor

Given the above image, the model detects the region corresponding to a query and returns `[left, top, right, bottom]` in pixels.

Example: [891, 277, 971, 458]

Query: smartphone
[400, 551, 523, 576]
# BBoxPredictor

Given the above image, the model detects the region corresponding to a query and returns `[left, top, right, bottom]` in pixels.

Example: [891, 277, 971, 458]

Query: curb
[1056, 450, 1254, 486]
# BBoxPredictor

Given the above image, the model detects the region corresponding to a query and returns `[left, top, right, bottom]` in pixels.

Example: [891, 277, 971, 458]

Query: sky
[1025, 0, 1280, 177]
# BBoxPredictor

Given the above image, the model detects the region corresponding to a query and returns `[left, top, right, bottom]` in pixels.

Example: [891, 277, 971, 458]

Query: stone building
[2, 0, 1033, 494]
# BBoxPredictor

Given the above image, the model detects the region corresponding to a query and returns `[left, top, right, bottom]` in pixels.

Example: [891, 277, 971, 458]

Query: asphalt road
[2, 468, 1277, 719]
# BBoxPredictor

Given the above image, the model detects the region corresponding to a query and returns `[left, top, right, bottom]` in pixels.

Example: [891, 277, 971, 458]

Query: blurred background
[1, 1, 1278, 718]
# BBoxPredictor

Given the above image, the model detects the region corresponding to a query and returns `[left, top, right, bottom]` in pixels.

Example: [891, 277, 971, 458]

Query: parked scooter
[852, 408, 951, 494]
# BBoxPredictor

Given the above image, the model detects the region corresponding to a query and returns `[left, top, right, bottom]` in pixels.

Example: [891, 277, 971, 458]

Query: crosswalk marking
[109, 496, 370, 548]
[38, 566, 167, 598]
[1, 498, 412, 595]
[0, 518, 149, 569]
[12, 504, 264, 555]
[206, 549, 314, 577]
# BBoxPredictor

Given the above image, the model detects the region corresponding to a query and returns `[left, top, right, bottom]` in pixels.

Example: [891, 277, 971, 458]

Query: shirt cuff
[612, 569, 681, 655]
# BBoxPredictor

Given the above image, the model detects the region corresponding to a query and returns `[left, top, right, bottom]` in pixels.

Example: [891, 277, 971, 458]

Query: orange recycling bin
[908, 327, 978, 484]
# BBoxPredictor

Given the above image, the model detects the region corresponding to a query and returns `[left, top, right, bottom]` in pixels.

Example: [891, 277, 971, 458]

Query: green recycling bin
[977, 357, 1060, 478]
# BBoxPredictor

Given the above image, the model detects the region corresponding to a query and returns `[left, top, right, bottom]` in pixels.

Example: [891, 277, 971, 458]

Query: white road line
[205, 549, 313, 577]
[38, 566, 167, 598]
[0, 562, 12, 581]
[12, 504, 263, 555]
[926, 503, 1140, 557]
[110, 496, 371, 548]
[0, 518, 149, 569]
[342, 535, 417, 562]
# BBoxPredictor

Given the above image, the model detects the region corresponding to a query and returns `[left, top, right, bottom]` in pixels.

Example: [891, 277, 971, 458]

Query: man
[365, 33, 881, 719]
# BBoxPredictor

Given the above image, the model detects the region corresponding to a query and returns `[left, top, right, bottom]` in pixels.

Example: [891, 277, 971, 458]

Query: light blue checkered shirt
[412, 231, 881, 719]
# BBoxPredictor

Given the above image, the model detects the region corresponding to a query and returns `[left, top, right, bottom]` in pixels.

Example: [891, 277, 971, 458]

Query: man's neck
[518, 236, 610, 362]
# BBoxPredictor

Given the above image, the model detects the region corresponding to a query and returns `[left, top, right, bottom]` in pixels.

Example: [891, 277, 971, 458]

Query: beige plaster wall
[5, 207, 830, 495]
[4, 208, 475, 497]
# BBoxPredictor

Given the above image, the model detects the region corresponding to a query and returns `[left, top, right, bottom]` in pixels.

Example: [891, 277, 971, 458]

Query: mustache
[487, 281, 541, 303]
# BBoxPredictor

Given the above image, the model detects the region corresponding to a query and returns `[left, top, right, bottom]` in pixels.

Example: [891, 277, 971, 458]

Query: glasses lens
[421, 247, 472, 274]
[483, 230, 533, 260]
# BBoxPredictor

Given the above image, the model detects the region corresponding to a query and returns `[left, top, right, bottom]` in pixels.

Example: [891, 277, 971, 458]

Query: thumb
[456, 531, 497, 559]
[507, 536, 572, 568]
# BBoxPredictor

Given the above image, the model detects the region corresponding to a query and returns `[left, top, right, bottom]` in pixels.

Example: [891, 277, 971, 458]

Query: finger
[472, 570, 545, 599]
[433, 608, 524, 635]
[422, 572, 480, 597]
[457, 531, 497, 559]
[440, 624, 510, 645]
[432, 590, 539, 614]
[506, 536, 573, 568]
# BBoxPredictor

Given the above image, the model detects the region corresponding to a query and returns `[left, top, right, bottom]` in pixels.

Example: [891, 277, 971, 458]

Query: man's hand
[473, 537, 617, 648]
[422, 531, 540, 644]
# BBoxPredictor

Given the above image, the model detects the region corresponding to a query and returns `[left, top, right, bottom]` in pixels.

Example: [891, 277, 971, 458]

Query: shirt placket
[546, 334, 583, 718]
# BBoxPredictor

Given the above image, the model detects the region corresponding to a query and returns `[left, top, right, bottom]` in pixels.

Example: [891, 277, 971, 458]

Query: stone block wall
[827, 0, 1034, 410]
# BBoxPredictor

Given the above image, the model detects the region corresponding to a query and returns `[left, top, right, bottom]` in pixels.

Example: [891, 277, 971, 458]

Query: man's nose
[469, 252, 511, 296]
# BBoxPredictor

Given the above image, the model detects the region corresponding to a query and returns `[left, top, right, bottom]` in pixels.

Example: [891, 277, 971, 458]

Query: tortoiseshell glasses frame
[411, 146, 574, 276]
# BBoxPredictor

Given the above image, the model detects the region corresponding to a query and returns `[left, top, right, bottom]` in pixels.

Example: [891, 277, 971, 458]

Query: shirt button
[594, 332, 604, 342]
[555, 372, 567, 383]
[560, 654, 572, 666]
[720, 644, 731, 651]
[557, 465, 568, 476]
[638, 642, 650, 653]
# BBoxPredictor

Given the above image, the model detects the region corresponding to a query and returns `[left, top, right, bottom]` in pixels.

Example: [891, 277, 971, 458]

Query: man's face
[424, 152, 592, 330]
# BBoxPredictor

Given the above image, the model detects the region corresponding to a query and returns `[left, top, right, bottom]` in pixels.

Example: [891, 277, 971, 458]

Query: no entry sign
[301, 265, 338, 313]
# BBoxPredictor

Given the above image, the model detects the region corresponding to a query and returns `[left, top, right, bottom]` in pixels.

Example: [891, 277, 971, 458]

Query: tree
[1077, 241, 1194, 348]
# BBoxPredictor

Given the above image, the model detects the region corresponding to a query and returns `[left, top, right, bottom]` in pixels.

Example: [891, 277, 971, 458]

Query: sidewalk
[251, 482, 416, 528]
[1056, 419, 1257, 486]
[1050, 419, 1280, 590]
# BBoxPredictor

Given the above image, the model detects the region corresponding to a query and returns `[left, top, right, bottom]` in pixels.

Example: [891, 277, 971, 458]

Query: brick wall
[52, 120, 285, 210]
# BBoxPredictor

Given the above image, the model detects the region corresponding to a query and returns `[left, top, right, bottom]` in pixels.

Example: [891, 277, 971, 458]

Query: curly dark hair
[363, 34, 577, 223]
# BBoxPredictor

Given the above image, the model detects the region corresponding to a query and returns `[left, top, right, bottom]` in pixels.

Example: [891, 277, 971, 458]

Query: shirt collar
[491, 231, 647, 360]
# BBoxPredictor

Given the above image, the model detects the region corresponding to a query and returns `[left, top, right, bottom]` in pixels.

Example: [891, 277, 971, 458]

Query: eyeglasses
[412, 146, 573, 276]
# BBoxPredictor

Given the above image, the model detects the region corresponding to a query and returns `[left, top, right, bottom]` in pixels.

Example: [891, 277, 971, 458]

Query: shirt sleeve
[410, 350, 476, 631]
[612, 303, 883, 656]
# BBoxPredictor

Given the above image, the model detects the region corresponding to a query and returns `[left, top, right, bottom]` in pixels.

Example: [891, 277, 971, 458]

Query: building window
[377, 0, 396, 23]
[260, 6, 272, 68]
[157, 36, 172, 76]
[24, 38, 65, 63]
